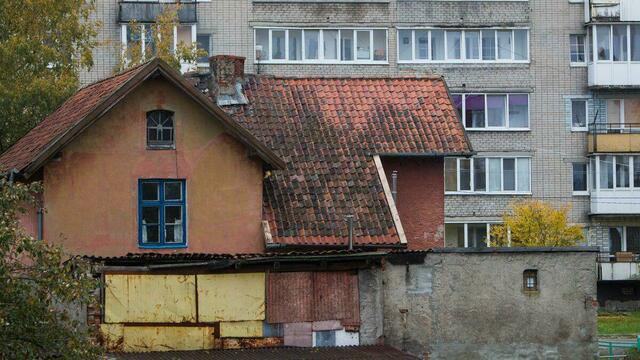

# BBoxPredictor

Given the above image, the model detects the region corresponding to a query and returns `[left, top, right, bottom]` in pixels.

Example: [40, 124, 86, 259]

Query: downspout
[391, 170, 398, 204]
[37, 208, 44, 241]
[345, 215, 354, 250]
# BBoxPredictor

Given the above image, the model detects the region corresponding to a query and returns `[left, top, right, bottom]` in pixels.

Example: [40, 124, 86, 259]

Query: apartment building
[82, 1, 638, 301]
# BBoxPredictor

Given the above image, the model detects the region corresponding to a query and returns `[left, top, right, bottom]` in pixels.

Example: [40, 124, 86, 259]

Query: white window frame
[572, 162, 590, 196]
[453, 93, 530, 131]
[570, 34, 587, 67]
[445, 156, 532, 195]
[445, 222, 511, 248]
[121, 23, 197, 66]
[396, 27, 530, 64]
[592, 24, 638, 64]
[254, 27, 388, 64]
[570, 98, 589, 132]
[593, 155, 640, 191]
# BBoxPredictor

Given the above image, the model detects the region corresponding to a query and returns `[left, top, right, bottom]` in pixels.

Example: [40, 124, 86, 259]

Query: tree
[117, 4, 205, 72]
[0, 0, 100, 151]
[0, 179, 101, 359]
[491, 200, 585, 247]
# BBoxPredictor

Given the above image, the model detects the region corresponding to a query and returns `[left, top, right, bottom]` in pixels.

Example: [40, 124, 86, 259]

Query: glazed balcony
[599, 253, 640, 281]
[119, 1, 197, 24]
[587, 0, 640, 23]
[588, 123, 640, 153]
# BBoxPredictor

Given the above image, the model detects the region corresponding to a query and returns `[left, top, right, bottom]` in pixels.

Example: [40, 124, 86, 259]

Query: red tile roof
[226, 76, 471, 247]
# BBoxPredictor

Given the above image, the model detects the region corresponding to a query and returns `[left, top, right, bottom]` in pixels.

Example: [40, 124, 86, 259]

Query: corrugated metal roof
[107, 345, 418, 359]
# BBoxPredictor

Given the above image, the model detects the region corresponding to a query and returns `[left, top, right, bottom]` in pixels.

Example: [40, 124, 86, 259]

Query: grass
[599, 311, 640, 335]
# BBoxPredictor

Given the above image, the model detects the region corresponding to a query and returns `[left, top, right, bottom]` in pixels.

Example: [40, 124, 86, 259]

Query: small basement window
[147, 110, 175, 149]
[523, 269, 538, 292]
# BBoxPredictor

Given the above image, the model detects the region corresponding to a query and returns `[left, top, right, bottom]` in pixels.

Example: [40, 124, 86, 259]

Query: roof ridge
[77, 59, 154, 91]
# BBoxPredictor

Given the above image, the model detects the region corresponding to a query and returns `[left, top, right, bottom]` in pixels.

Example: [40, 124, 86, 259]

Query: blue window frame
[138, 179, 186, 248]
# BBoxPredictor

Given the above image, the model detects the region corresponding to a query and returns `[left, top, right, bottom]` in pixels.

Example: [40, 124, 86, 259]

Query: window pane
[289, 29, 302, 60]
[373, 29, 386, 61]
[323, 30, 339, 60]
[271, 30, 285, 60]
[415, 30, 429, 60]
[255, 29, 270, 60]
[613, 25, 628, 62]
[616, 155, 630, 188]
[632, 25, 640, 61]
[445, 223, 465, 247]
[452, 94, 463, 121]
[573, 163, 588, 192]
[431, 30, 445, 60]
[147, 128, 158, 142]
[356, 30, 371, 60]
[591, 158, 597, 191]
[508, 94, 529, 128]
[517, 158, 530, 192]
[487, 95, 506, 127]
[514, 29, 528, 60]
[398, 30, 412, 61]
[460, 159, 471, 191]
[446, 31, 461, 60]
[142, 182, 159, 201]
[634, 156, 640, 188]
[609, 227, 623, 255]
[474, 158, 486, 192]
[628, 227, 640, 253]
[481, 30, 496, 60]
[164, 182, 182, 201]
[600, 155, 614, 189]
[570, 34, 585, 63]
[588, 27, 593, 62]
[597, 25, 611, 61]
[341, 30, 354, 61]
[488, 158, 502, 191]
[465, 95, 485, 128]
[196, 34, 210, 63]
[497, 30, 512, 59]
[445, 158, 458, 191]
[305, 30, 319, 60]
[465, 31, 480, 60]
[571, 100, 587, 128]
[142, 206, 160, 243]
[164, 206, 183, 243]
[607, 99, 622, 125]
[503, 158, 516, 191]
[468, 224, 488, 248]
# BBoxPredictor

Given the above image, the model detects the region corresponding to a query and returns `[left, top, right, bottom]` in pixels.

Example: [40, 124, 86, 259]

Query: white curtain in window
[517, 158, 530, 192]
[488, 158, 502, 191]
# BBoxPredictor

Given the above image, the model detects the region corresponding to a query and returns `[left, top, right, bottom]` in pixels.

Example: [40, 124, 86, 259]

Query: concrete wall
[382, 157, 445, 250]
[42, 78, 265, 256]
[360, 249, 599, 359]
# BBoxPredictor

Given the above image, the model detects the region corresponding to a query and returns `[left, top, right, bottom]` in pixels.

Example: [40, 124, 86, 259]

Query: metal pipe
[37, 208, 43, 241]
[345, 215, 354, 250]
[391, 170, 398, 204]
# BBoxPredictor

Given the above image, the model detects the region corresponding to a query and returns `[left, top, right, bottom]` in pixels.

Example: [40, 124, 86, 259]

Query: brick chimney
[209, 55, 245, 96]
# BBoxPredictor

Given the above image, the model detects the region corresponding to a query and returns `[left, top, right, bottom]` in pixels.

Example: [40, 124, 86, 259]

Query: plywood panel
[197, 273, 265, 322]
[122, 326, 214, 352]
[104, 274, 196, 323]
[220, 321, 264, 338]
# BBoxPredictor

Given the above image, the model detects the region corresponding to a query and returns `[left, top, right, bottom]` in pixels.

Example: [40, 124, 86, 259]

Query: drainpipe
[37, 208, 43, 241]
[345, 215, 354, 250]
[391, 170, 398, 204]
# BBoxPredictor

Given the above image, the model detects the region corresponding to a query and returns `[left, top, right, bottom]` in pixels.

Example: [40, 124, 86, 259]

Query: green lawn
[599, 311, 640, 335]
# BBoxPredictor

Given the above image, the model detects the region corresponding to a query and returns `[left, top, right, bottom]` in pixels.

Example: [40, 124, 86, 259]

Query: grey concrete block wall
[377, 250, 598, 359]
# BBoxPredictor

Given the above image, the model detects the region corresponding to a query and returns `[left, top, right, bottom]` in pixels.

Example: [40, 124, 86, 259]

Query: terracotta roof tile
[225, 76, 471, 247]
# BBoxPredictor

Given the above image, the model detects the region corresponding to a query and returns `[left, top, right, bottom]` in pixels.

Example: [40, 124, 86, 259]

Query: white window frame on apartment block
[572, 161, 590, 196]
[444, 221, 512, 248]
[591, 155, 640, 191]
[570, 34, 588, 67]
[121, 23, 197, 62]
[569, 96, 590, 132]
[445, 156, 532, 195]
[396, 27, 530, 64]
[452, 93, 530, 131]
[253, 27, 389, 65]
[591, 24, 640, 63]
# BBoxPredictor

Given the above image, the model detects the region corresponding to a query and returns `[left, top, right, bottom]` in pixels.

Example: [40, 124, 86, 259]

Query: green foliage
[0, 179, 101, 359]
[0, 0, 100, 152]
[491, 200, 584, 247]
[599, 311, 640, 335]
[117, 4, 206, 72]
[627, 348, 640, 360]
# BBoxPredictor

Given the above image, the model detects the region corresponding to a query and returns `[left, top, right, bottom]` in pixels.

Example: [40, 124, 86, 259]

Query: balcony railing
[119, 1, 197, 24]
[588, 123, 640, 153]
[598, 253, 640, 281]
[588, 0, 640, 22]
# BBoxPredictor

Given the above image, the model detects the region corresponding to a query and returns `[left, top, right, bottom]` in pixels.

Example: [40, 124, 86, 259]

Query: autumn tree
[491, 200, 585, 247]
[117, 4, 205, 72]
[0, 0, 100, 151]
[0, 179, 101, 359]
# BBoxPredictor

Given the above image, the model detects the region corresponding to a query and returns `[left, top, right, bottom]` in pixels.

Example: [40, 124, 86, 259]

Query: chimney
[209, 55, 246, 105]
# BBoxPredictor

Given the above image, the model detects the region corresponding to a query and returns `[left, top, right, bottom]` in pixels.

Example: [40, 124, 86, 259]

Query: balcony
[119, 1, 197, 24]
[599, 253, 640, 281]
[588, 123, 640, 153]
[587, 0, 640, 22]
[588, 62, 640, 88]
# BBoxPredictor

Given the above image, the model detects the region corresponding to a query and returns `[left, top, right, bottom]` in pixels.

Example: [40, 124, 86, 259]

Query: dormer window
[147, 110, 174, 149]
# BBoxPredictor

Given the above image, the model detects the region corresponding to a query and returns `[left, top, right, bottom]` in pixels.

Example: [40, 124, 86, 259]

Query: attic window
[147, 110, 174, 149]
[523, 269, 538, 292]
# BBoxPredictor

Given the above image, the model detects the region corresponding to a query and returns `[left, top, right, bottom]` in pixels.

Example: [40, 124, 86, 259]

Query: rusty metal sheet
[197, 273, 265, 322]
[313, 271, 360, 326]
[283, 322, 313, 347]
[221, 337, 284, 349]
[267, 272, 313, 323]
[104, 274, 196, 323]
[219, 321, 263, 338]
[121, 326, 215, 352]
